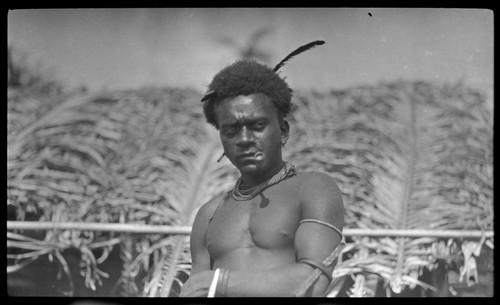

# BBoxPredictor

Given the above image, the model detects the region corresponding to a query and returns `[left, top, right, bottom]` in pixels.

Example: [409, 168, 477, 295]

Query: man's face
[215, 93, 289, 181]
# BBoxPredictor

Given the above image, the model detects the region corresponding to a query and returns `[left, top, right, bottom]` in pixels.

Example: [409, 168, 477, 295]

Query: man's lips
[237, 151, 263, 160]
[238, 152, 256, 159]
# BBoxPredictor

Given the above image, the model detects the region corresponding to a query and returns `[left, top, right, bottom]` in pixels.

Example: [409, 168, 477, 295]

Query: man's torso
[205, 173, 303, 271]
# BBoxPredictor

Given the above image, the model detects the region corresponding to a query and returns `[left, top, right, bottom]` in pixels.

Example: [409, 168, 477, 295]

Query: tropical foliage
[8, 76, 493, 296]
[285, 81, 493, 296]
[7, 85, 238, 296]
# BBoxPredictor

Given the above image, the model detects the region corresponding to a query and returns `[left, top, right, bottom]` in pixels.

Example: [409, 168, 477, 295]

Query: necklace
[231, 161, 296, 201]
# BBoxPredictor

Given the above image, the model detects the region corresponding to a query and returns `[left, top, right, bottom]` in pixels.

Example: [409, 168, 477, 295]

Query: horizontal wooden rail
[7, 221, 191, 234]
[7, 221, 494, 239]
[346, 228, 493, 239]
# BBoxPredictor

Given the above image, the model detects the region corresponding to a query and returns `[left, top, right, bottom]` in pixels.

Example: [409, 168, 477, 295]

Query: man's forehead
[223, 93, 271, 105]
[218, 94, 276, 114]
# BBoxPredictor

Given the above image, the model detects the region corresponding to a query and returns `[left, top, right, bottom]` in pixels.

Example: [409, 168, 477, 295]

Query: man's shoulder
[296, 170, 340, 190]
[295, 170, 343, 205]
[197, 191, 230, 218]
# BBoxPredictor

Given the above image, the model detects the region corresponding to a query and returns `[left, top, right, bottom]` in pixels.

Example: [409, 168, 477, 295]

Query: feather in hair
[272, 40, 325, 72]
[201, 90, 217, 103]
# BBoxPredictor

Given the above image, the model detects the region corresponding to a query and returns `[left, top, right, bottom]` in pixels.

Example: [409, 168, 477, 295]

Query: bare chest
[206, 182, 301, 260]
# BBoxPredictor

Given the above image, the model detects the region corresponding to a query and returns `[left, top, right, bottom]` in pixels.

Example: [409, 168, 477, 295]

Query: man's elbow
[293, 264, 331, 297]
[308, 276, 331, 297]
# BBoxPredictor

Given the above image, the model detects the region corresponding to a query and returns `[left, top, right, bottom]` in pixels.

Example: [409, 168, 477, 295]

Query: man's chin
[236, 161, 260, 173]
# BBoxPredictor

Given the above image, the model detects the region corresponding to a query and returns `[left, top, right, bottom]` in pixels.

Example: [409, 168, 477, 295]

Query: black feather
[272, 40, 325, 72]
[201, 90, 217, 102]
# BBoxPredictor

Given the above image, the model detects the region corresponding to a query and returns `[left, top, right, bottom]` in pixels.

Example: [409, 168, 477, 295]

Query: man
[180, 43, 344, 297]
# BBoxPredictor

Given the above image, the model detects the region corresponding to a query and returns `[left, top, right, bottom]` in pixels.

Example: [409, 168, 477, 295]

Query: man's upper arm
[295, 172, 345, 266]
[189, 198, 218, 274]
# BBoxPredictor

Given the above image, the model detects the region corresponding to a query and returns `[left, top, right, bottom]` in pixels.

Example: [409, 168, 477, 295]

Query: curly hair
[202, 60, 293, 128]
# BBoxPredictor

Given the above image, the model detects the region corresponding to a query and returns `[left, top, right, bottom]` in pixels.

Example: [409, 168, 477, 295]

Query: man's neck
[239, 160, 285, 187]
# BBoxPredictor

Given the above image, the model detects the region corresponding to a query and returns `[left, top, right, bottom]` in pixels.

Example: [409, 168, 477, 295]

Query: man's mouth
[238, 151, 264, 161]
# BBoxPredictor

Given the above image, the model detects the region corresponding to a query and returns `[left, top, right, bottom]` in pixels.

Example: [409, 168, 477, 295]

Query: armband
[299, 218, 343, 238]
[297, 258, 333, 282]
[216, 268, 229, 297]
[207, 268, 220, 297]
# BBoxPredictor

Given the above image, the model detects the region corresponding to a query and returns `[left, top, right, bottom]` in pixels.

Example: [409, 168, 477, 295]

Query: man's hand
[180, 270, 216, 297]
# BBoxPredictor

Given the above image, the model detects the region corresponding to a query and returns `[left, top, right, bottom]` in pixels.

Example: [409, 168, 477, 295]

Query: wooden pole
[7, 221, 494, 238]
[7, 221, 191, 234]
[345, 228, 494, 239]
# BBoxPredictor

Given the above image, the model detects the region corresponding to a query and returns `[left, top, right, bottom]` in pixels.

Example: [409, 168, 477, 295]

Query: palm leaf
[141, 124, 237, 296]
[286, 80, 493, 295]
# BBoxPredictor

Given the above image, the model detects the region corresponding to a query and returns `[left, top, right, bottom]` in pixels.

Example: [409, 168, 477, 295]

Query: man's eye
[254, 122, 266, 129]
[224, 126, 238, 133]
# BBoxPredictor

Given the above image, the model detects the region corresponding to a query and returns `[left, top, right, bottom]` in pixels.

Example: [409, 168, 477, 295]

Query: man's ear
[280, 119, 290, 145]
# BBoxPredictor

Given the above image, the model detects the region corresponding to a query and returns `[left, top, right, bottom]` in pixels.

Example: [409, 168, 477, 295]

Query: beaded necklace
[231, 161, 296, 201]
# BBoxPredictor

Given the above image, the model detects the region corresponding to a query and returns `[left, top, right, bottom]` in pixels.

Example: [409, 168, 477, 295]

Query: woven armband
[299, 218, 343, 239]
[216, 268, 229, 297]
[207, 268, 220, 297]
[297, 258, 333, 282]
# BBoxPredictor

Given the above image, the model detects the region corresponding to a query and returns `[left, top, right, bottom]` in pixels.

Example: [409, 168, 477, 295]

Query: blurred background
[7, 8, 493, 101]
[7, 8, 494, 298]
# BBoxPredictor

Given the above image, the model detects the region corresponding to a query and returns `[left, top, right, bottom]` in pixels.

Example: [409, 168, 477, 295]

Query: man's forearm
[222, 263, 330, 297]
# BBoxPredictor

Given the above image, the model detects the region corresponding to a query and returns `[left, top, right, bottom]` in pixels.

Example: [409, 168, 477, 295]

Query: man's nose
[236, 127, 255, 146]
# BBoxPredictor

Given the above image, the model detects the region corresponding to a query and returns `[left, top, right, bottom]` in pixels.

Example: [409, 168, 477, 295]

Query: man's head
[202, 60, 293, 129]
[202, 59, 293, 183]
[216, 93, 289, 182]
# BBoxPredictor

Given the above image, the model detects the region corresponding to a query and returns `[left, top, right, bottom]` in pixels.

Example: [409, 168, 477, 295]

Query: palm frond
[286, 80, 493, 296]
[141, 124, 237, 296]
[7, 87, 223, 295]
